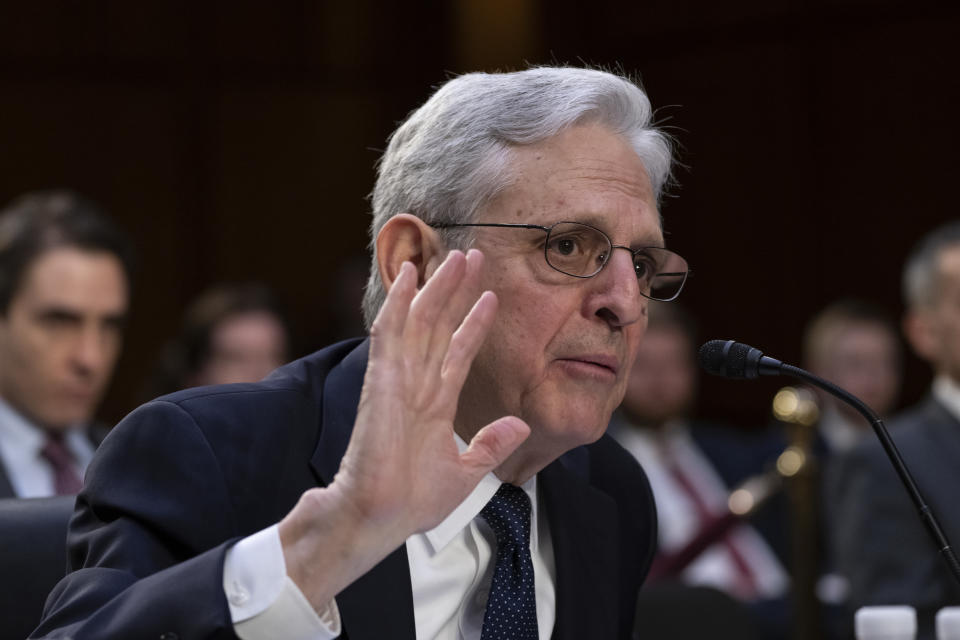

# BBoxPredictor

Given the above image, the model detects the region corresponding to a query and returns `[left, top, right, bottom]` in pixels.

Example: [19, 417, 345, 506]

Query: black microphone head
[698, 339, 750, 378]
[699, 339, 782, 379]
[698, 339, 734, 377]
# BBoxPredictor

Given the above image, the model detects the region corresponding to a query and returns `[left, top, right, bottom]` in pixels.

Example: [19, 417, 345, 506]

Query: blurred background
[0, 0, 956, 428]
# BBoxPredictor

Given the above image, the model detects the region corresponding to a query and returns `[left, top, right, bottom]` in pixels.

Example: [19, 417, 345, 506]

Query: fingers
[421, 250, 485, 367]
[369, 261, 418, 357]
[438, 289, 497, 402]
[460, 416, 531, 480]
[402, 249, 490, 372]
[406, 249, 468, 361]
[370, 247, 495, 409]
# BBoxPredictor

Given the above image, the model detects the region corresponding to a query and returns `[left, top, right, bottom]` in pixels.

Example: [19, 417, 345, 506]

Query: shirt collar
[933, 374, 960, 423]
[0, 395, 46, 455]
[0, 395, 95, 468]
[423, 433, 539, 554]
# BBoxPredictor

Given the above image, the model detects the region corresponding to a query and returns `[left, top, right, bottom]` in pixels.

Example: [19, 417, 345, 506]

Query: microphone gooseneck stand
[780, 362, 960, 586]
[699, 339, 960, 588]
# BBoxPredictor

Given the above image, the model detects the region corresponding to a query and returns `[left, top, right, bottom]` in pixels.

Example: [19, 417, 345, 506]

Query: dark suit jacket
[34, 338, 657, 639]
[0, 496, 76, 640]
[829, 396, 960, 640]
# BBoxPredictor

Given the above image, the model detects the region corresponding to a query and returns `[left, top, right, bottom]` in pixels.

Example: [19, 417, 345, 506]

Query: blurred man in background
[802, 299, 902, 454]
[789, 299, 903, 638]
[832, 221, 960, 639]
[611, 303, 789, 638]
[0, 191, 132, 497]
[144, 282, 291, 397]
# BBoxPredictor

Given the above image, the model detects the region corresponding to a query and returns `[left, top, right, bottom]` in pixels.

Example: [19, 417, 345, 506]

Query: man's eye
[634, 254, 657, 280]
[38, 313, 78, 329]
[548, 235, 584, 256]
[555, 238, 576, 255]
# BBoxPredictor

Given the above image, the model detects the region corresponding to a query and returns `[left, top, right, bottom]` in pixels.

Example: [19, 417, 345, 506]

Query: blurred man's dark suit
[34, 338, 657, 639]
[831, 396, 960, 639]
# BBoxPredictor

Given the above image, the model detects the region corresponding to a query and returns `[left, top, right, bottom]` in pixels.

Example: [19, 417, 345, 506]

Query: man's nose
[588, 248, 645, 328]
[71, 326, 108, 376]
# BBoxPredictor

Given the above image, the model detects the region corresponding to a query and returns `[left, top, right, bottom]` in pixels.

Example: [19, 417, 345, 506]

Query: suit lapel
[308, 339, 416, 640]
[922, 397, 960, 462]
[310, 339, 368, 486]
[540, 453, 620, 640]
[0, 461, 14, 498]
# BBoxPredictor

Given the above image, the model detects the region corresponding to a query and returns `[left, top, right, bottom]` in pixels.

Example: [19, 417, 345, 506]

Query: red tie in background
[661, 451, 759, 601]
[40, 435, 84, 495]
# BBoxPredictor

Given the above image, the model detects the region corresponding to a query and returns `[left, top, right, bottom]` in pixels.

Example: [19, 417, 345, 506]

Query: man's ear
[376, 214, 448, 293]
[903, 308, 938, 364]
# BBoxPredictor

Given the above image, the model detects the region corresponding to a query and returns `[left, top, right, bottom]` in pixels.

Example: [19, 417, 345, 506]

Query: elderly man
[0, 191, 131, 498]
[35, 67, 689, 639]
[832, 221, 960, 639]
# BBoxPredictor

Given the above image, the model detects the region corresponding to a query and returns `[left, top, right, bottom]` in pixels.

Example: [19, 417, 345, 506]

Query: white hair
[361, 66, 674, 328]
[903, 220, 960, 309]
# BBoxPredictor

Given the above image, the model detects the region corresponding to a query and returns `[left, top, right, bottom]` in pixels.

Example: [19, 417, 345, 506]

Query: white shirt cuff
[223, 523, 342, 639]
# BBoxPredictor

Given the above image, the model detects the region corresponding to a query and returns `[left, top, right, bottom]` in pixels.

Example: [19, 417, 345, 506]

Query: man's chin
[534, 409, 611, 450]
[40, 408, 94, 432]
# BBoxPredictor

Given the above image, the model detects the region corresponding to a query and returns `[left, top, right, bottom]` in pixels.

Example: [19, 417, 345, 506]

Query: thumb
[460, 416, 530, 480]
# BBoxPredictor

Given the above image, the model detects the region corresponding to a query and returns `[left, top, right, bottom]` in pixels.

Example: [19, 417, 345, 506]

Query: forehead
[937, 246, 960, 283]
[827, 322, 896, 351]
[490, 122, 663, 243]
[15, 246, 129, 312]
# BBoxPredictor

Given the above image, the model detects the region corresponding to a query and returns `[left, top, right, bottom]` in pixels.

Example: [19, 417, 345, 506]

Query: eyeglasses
[429, 220, 690, 302]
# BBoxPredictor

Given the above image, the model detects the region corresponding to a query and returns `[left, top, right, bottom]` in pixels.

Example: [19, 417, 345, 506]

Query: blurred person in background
[831, 221, 960, 639]
[802, 299, 902, 454]
[784, 299, 904, 638]
[145, 282, 292, 397]
[0, 191, 132, 498]
[611, 302, 789, 638]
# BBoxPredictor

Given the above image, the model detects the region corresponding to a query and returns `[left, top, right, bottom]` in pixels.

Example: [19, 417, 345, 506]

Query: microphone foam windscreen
[698, 340, 729, 376]
[698, 339, 749, 378]
[723, 342, 750, 378]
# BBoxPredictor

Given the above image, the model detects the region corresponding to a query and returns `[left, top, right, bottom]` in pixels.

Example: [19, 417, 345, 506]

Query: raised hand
[278, 249, 530, 610]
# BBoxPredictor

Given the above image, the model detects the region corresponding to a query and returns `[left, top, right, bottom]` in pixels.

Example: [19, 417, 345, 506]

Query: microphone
[698, 339, 783, 379]
[698, 339, 960, 587]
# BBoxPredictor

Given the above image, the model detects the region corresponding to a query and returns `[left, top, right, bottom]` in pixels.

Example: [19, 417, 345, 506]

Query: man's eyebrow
[34, 307, 83, 322]
[565, 214, 665, 247]
[103, 313, 128, 329]
[33, 306, 128, 328]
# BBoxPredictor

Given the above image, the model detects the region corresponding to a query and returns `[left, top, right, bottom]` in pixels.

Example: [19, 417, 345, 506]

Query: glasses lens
[637, 247, 689, 301]
[544, 222, 610, 277]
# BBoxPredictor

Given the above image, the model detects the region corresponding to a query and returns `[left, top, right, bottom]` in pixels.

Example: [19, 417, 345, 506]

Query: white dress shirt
[933, 374, 960, 422]
[0, 397, 94, 497]
[817, 403, 868, 454]
[224, 442, 556, 639]
[615, 420, 788, 600]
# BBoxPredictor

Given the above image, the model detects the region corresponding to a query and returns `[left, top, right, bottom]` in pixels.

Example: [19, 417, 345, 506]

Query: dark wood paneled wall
[0, 1, 956, 426]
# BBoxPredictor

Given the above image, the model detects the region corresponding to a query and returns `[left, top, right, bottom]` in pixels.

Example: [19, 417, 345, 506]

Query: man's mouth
[556, 354, 619, 378]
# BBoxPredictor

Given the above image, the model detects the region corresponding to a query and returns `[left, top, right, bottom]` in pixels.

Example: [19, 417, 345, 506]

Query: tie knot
[480, 483, 531, 548]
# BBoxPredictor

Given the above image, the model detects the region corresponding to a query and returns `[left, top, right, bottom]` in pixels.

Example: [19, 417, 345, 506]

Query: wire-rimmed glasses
[430, 220, 690, 302]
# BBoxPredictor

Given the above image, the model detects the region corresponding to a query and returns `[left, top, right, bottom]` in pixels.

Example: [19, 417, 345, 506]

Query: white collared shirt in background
[0, 396, 94, 497]
[933, 375, 960, 422]
[616, 419, 788, 600]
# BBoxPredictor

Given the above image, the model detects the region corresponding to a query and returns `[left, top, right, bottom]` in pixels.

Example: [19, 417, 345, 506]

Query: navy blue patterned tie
[479, 483, 539, 640]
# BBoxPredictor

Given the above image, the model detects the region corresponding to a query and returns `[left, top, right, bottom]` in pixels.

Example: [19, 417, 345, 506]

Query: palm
[334, 250, 528, 536]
